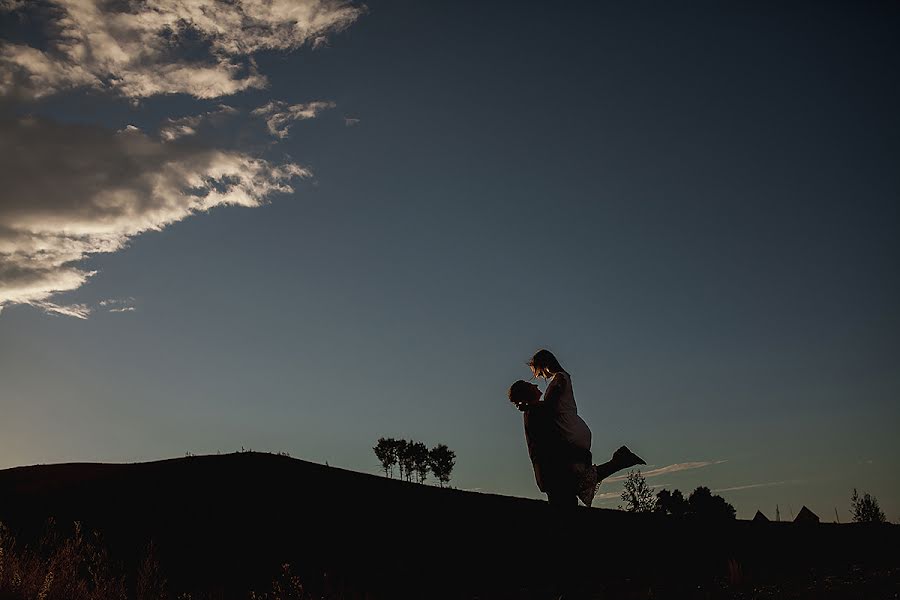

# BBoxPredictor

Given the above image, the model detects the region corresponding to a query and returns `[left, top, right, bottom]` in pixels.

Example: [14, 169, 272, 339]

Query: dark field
[1, 453, 897, 599]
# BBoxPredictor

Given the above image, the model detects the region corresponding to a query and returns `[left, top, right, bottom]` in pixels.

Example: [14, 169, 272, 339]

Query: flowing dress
[544, 371, 592, 453]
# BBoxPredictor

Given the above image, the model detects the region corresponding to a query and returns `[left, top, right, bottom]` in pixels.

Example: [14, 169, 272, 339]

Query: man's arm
[524, 404, 563, 464]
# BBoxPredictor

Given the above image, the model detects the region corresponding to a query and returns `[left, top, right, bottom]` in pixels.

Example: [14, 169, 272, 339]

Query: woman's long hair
[528, 349, 564, 379]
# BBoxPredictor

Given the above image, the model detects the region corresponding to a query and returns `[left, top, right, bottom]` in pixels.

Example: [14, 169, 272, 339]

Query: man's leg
[544, 482, 583, 598]
[546, 488, 578, 508]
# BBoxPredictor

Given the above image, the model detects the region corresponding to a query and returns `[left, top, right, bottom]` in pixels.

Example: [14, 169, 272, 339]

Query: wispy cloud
[594, 491, 621, 501]
[604, 460, 727, 483]
[714, 480, 802, 493]
[0, 0, 364, 100]
[344, 117, 360, 127]
[160, 105, 238, 142]
[594, 483, 669, 504]
[26, 300, 92, 319]
[99, 298, 136, 313]
[0, 116, 308, 317]
[252, 100, 336, 138]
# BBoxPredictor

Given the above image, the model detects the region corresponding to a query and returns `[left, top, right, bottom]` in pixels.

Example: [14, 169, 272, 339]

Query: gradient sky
[1, 0, 898, 521]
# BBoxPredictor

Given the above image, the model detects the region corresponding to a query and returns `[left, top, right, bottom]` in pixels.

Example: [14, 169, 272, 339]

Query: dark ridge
[1, 452, 897, 599]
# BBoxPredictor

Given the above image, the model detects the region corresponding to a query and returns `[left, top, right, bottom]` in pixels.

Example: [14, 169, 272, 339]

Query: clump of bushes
[617, 470, 736, 520]
[654, 485, 736, 520]
[851, 489, 887, 523]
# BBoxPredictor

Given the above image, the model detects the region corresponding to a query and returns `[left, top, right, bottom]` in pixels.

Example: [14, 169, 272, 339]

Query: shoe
[613, 445, 646, 470]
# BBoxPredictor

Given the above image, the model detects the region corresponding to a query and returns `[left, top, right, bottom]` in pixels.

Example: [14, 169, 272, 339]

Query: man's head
[508, 379, 542, 411]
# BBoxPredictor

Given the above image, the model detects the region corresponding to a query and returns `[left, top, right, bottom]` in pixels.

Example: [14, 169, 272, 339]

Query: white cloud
[0, 0, 364, 100]
[252, 100, 336, 138]
[604, 460, 727, 483]
[344, 117, 360, 126]
[0, 116, 308, 317]
[160, 104, 238, 142]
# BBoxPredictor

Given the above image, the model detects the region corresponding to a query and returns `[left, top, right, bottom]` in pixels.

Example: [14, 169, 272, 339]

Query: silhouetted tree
[850, 488, 886, 523]
[394, 441, 404, 478]
[410, 441, 430, 483]
[373, 437, 457, 486]
[387, 438, 406, 478]
[398, 439, 416, 482]
[620, 469, 655, 512]
[688, 486, 736, 520]
[654, 488, 689, 518]
[428, 444, 456, 488]
[373, 437, 398, 477]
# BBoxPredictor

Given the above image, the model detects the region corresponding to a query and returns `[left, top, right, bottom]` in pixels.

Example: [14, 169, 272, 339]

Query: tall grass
[0, 519, 132, 600]
[0, 521, 322, 600]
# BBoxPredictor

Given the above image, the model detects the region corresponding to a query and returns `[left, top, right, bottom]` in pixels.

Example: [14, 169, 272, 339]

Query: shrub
[620, 469, 655, 512]
[851, 489, 887, 523]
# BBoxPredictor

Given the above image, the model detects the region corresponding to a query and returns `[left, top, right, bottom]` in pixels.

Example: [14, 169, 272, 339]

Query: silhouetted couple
[508, 349, 645, 508]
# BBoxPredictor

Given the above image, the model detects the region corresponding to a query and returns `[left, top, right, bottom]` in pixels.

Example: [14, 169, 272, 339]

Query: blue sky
[1, 0, 898, 521]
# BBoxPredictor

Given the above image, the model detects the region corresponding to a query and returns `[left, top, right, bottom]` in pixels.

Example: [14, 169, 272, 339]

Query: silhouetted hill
[1, 453, 897, 599]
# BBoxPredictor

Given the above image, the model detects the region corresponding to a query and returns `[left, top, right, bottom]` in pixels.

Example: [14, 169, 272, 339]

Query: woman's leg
[595, 445, 646, 481]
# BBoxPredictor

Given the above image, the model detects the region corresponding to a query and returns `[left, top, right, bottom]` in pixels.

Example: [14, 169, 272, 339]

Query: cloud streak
[99, 297, 136, 313]
[594, 491, 621, 501]
[0, 116, 308, 317]
[594, 483, 669, 504]
[160, 104, 238, 142]
[604, 460, 727, 483]
[714, 480, 801, 493]
[252, 100, 336, 138]
[0, 0, 364, 100]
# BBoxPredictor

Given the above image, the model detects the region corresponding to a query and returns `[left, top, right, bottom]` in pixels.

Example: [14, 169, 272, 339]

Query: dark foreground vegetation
[1, 453, 897, 599]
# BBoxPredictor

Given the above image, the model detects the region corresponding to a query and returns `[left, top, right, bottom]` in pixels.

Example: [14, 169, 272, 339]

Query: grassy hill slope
[1, 452, 896, 598]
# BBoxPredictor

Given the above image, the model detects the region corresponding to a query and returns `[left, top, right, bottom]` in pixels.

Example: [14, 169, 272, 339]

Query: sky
[0, 0, 898, 521]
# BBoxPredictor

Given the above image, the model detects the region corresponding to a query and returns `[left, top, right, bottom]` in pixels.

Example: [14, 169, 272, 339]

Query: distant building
[752, 510, 769, 522]
[794, 506, 820, 524]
